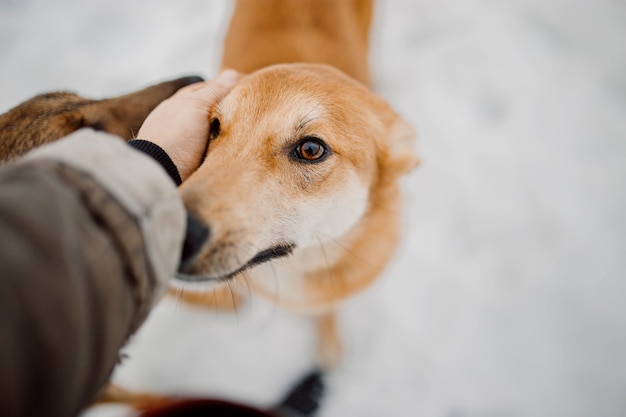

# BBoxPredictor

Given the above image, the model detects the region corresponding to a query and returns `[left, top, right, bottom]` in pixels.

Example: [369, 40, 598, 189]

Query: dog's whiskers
[246, 240, 283, 306]
[315, 234, 336, 292]
[175, 287, 185, 310]
[226, 280, 239, 322]
[296, 103, 324, 132]
[239, 269, 253, 302]
[211, 287, 221, 315]
[269, 261, 281, 305]
[315, 231, 385, 270]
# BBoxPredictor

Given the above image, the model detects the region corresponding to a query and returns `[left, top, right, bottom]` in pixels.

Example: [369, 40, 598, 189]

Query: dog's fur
[0, 76, 203, 162]
[0, 0, 418, 409]
[174, 0, 418, 367]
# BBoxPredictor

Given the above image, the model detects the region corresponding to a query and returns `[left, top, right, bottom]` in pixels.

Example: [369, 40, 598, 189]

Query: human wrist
[128, 139, 182, 186]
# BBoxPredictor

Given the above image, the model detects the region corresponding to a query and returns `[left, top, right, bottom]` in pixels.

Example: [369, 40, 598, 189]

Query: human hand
[137, 70, 240, 181]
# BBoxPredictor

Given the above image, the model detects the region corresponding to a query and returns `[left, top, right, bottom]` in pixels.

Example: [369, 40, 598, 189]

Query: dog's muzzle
[175, 231, 296, 286]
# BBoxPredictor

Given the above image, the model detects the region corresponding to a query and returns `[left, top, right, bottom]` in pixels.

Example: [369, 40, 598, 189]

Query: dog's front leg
[316, 312, 342, 370]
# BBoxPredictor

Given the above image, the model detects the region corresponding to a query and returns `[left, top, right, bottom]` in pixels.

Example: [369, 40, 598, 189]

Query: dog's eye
[209, 118, 220, 139]
[293, 137, 328, 162]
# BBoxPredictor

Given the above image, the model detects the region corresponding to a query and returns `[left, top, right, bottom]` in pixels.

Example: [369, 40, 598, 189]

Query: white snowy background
[1, 1, 625, 416]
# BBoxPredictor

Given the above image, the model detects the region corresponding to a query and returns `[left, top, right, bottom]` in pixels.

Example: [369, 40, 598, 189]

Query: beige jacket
[0, 129, 186, 417]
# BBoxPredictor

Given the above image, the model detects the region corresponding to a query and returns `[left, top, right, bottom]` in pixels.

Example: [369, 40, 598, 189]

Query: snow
[1, 1, 625, 416]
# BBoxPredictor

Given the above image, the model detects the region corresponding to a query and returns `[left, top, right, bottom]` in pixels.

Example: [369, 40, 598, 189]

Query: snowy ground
[1, 1, 625, 416]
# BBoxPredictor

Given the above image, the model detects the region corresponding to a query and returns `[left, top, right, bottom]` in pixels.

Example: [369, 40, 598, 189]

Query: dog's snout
[179, 212, 210, 271]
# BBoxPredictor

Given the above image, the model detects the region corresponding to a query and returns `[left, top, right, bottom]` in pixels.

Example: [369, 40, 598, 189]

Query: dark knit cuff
[128, 139, 182, 186]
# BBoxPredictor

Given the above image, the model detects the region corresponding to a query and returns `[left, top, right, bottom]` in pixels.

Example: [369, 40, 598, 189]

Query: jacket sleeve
[0, 129, 186, 417]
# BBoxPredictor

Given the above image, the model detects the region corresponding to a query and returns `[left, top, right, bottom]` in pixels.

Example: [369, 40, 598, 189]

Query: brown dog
[99, 1, 418, 406]
[0, 0, 418, 410]
[173, 0, 418, 368]
[0, 75, 203, 162]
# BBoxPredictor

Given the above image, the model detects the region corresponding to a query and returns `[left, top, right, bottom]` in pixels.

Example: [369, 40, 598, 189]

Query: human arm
[0, 70, 239, 417]
[0, 130, 185, 417]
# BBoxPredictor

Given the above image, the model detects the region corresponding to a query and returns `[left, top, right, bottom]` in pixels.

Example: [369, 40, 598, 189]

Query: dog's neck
[222, 0, 373, 85]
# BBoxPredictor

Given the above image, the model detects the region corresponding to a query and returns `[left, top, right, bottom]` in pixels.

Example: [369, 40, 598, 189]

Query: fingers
[135, 70, 241, 181]
[175, 69, 241, 104]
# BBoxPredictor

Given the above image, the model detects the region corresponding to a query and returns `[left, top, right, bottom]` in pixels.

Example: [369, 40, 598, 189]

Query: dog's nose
[179, 212, 210, 270]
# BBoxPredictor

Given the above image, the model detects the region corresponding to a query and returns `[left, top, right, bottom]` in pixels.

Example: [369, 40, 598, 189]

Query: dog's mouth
[174, 242, 296, 286]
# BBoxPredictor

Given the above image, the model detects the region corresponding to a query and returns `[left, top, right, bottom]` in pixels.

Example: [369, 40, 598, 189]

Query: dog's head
[176, 63, 418, 286]
[0, 76, 204, 162]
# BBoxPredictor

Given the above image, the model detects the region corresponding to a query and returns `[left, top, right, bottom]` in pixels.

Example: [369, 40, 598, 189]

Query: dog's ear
[373, 99, 419, 177]
[384, 113, 419, 175]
